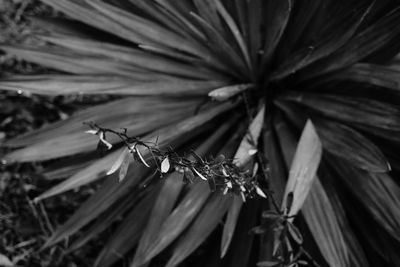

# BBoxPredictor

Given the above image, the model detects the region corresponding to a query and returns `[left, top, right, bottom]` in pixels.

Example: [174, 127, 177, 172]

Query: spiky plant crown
[2, 0, 400, 266]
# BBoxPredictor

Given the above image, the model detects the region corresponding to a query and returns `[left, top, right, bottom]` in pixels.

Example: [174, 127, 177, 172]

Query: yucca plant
[2, 0, 400, 266]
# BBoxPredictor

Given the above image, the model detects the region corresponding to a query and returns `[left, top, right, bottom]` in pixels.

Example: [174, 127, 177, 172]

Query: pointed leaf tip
[107, 148, 129, 176]
[192, 167, 207, 180]
[282, 119, 322, 217]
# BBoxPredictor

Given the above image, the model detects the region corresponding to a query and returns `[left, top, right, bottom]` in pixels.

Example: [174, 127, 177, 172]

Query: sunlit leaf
[281, 120, 322, 217]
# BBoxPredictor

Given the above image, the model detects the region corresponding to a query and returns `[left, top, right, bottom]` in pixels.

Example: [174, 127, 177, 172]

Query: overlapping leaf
[281, 92, 400, 132]
[274, 118, 351, 267]
[330, 159, 400, 242]
[2, 0, 400, 266]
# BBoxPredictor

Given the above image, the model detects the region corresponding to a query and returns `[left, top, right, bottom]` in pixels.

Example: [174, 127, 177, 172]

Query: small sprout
[240, 185, 246, 192]
[107, 148, 130, 175]
[192, 167, 207, 180]
[227, 181, 233, 188]
[223, 186, 229, 195]
[99, 131, 113, 150]
[161, 157, 170, 173]
[248, 148, 258, 156]
[240, 191, 246, 202]
[97, 140, 111, 154]
[135, 145, 150, 167]
[222, 166, 230, 177]
[252, 162, 259, 177]
[255, 185, 267, 198]
[85, 129, 98, 135]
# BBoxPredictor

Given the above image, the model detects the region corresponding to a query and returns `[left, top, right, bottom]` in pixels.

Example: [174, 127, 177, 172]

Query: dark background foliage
[0, 1, 108, 266]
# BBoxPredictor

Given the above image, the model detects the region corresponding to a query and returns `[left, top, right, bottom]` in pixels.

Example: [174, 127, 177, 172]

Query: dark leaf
[207, 176, 216, 192]
[314, 119, 391, 172]
[271, 1, 373, 80]
[281, 92, 400, 132]
[330, 158, 400, 242]
[299, 6, 400, 80]
[221, 196, 243, 258]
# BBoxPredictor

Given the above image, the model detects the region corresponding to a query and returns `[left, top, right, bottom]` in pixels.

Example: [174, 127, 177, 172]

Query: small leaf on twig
[192, 167, 207, 180]
[136, 145, 150, 167]
[161, 157, 170, 173]
[107, 148, 130, 175]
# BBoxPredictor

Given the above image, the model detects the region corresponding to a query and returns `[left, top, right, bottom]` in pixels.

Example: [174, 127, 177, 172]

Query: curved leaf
[314, 119, 390, 172]
[281, 92, 400, 132]
[330, 158, 400, 242]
